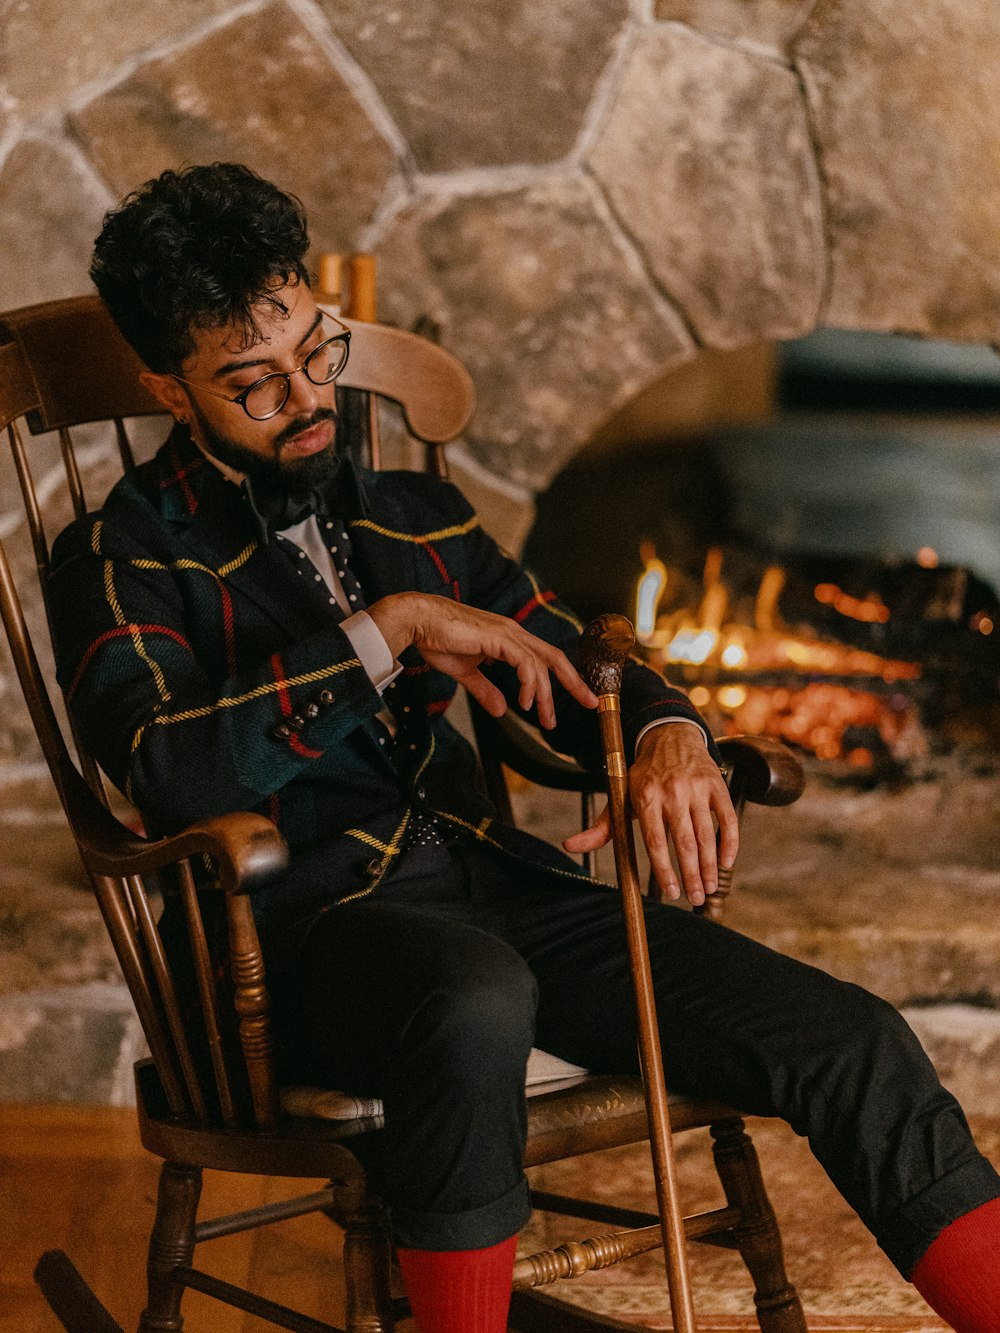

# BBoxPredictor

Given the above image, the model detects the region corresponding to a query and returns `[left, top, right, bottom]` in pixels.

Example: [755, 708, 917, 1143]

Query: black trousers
[273, 835, 1000, 1277]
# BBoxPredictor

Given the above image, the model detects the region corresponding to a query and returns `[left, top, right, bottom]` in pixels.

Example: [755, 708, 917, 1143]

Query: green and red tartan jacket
[50, 428, 715, 932]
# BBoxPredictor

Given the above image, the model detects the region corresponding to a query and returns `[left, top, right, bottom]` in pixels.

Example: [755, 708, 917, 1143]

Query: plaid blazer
[51, 428, 715, 930]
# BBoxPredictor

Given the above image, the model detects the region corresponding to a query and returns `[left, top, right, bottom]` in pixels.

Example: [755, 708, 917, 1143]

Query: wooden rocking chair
[0, 292, 808, 1331]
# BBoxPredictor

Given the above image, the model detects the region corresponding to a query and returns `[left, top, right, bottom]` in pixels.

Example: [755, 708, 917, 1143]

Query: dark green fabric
[50, 426, 715, 926]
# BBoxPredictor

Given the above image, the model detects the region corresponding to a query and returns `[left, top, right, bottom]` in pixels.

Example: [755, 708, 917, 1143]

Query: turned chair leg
[138, 1161, 202, 1333]
[710, 1119, 807, 1333]
[336, 1196, 396, 1333]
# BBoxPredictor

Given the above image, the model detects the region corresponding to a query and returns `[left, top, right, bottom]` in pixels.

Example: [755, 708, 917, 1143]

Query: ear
[140, 369, 191, 421]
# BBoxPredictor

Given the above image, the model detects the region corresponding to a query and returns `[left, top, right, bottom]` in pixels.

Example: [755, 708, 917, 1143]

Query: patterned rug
[522, 1114, 1000, 1330]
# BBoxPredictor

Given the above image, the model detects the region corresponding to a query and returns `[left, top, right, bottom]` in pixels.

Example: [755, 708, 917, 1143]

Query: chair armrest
[473, 707, 804, 807]
[469, 704, 605, 794]
[61, 759, 289, 891]
[717, 736, 805, 807]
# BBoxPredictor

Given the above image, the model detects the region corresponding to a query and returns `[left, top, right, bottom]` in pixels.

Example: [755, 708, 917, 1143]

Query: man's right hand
[367, 592, 598, 729]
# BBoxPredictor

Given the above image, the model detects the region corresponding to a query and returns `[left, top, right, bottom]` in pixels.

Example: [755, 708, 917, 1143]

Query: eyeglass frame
[170, 316, 352, 421]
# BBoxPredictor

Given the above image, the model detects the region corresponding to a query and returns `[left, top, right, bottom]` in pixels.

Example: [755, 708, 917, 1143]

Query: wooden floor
[0, 1103, 359, 1333]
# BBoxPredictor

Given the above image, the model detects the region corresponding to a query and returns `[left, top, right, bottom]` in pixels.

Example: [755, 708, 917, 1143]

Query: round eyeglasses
[171, 318, 351, 421]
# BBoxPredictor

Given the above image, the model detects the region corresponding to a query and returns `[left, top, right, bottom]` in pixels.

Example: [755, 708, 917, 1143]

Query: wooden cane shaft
[597, 694, 697, 1333]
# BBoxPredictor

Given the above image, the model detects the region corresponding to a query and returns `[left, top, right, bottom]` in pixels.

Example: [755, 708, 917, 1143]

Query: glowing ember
[634, 545, 925, 767]
[972, 611, 994, 636]
[814, 582, 890, 623]
[916, 546, 939, 569]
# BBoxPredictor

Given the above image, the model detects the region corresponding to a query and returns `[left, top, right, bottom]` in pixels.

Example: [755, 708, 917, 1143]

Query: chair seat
[280, 1047, 591, 1123]
[135, 1059, 741, 1178]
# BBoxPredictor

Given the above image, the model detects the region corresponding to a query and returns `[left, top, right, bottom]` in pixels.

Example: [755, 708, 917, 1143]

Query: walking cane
[579, 613, 698, 1333]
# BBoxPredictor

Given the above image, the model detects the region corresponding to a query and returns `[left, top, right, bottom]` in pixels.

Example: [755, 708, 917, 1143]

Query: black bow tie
[240, 479, 321, 542]
[237, 456, 369, 546]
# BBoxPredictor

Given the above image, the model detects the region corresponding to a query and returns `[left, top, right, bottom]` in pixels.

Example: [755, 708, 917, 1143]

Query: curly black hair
[90, 163, 311, 373]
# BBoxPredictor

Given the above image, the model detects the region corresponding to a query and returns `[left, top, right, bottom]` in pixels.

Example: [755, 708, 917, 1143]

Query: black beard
[190, 404, 341, 498]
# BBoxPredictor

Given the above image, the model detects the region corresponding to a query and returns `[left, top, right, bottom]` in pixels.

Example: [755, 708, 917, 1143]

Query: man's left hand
[562, 724, 738, 906]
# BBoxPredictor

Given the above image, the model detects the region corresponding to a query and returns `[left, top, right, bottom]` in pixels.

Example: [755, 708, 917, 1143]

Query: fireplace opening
[525, 331, 1000, 783]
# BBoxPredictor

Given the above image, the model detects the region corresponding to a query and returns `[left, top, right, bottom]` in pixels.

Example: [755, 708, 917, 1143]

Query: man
[51, 163, 999, 1332]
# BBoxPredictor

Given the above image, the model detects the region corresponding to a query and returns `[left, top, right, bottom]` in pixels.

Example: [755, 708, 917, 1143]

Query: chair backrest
[0, 293, 476, 1130]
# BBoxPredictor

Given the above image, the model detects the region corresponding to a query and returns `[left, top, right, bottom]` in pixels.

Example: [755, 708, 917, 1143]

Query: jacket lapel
[155, 429, 334, 641]
[155, 436, 432, 768]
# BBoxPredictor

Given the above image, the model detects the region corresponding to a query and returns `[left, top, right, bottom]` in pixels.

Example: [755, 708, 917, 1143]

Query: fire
[635, 541, 668, 641]
[814, 582, 890, 623]
[634, 545, 924, 767]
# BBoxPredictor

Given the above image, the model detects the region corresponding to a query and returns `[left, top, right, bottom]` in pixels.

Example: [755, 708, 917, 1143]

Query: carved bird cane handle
[579, 613, 635, 698]
[577, 615, 698, 1332]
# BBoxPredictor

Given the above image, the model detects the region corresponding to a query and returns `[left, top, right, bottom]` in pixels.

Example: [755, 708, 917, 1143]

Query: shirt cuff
[341, 611, 403, 692]
[634, 716, 709, 759]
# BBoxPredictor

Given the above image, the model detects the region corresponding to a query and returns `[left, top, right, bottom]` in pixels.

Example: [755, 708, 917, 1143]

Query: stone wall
[3, 0, 1000, 500]
[4, 0, 1000, 1101]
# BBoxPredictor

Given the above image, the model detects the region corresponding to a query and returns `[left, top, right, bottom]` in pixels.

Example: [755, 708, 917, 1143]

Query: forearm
[57, 588, 382, 827]
[121, 626, 382, 826]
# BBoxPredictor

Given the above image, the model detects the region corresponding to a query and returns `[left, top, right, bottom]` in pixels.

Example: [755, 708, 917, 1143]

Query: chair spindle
[58, 426, 87, 518]
[177, 858, 238, 1126]
[125, 873, 208, 1121]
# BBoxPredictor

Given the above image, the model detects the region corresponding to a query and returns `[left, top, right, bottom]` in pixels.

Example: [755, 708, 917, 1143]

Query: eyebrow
[212, 312, 324, 381]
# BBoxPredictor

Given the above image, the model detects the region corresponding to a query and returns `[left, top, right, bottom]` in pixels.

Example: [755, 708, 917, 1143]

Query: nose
[282, 365, 321, 416]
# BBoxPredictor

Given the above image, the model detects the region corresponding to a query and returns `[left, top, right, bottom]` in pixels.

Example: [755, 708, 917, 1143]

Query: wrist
[366, 593, 419, 659]
[636, 719, 706, 760]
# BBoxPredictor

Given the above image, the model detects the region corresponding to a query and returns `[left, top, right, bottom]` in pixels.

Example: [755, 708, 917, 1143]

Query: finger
[544, 645, 599, 709]
[665, 807, 705, 906]
[713, 783, 740, 869]
[531, 654, 558, 729]
[562, 804, 611, 853]
[458, 668, 508, 718]
[635, 797, 681, 901]
[514, 654, 537, 717]
[691, 804, 719, 896]
[504, 640, 557, 729]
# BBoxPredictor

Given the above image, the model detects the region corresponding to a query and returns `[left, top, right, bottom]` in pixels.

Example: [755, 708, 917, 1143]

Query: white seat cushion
[280, 1048, 590, 1122]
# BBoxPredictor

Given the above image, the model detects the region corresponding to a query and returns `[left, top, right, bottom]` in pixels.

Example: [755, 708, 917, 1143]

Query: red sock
[911, 1195, 1000, 1331]
[397, 1235, 517, 1333]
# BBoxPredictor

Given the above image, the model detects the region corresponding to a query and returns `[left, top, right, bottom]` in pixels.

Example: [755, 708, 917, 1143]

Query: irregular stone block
[654, 0, 818, 51]
[904, 1005, 1000, 1119]
[0, 138, 110, 310]
[71, 4, 395, 254]
[795, 0, 1000, 341]
[0, 0, 234, 122]
[0, 986, 140, 1104]
[0, 775, 120, 997]
[0, 426, 123, 764]
[725, 770, 1000, 1007]
[318, 0, 629, 172]
[377, 179, 693, 490]
[589, 24, 824, 346]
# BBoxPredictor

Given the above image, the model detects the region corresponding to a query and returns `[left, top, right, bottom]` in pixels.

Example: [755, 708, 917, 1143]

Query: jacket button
[303, 702, 320, 719]
[271, 722, 292, 740]
[288, 712, 306, 729]
[416, 786, 426, 801]
[365, 857, 382, 877]
[318, 689, 334, 705]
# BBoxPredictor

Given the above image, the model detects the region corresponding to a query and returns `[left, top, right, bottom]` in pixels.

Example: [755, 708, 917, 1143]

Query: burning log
[635, 544, 1000, 777]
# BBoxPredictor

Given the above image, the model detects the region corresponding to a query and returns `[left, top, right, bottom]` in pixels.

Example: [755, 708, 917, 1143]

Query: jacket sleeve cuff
[634, 716, 708, 758]
[341, 611, 403, 693]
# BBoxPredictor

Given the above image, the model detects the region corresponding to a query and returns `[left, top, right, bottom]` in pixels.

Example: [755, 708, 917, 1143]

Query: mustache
[272, 406, 338, 452]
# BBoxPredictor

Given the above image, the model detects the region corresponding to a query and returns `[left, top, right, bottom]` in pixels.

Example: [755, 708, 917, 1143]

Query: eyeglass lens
[243, 333, 349, 419]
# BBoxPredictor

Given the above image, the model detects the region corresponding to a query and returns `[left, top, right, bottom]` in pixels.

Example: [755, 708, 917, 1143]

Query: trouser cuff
[389, 1176, 532, 1251]
[880, 1153, 1000, 1278]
